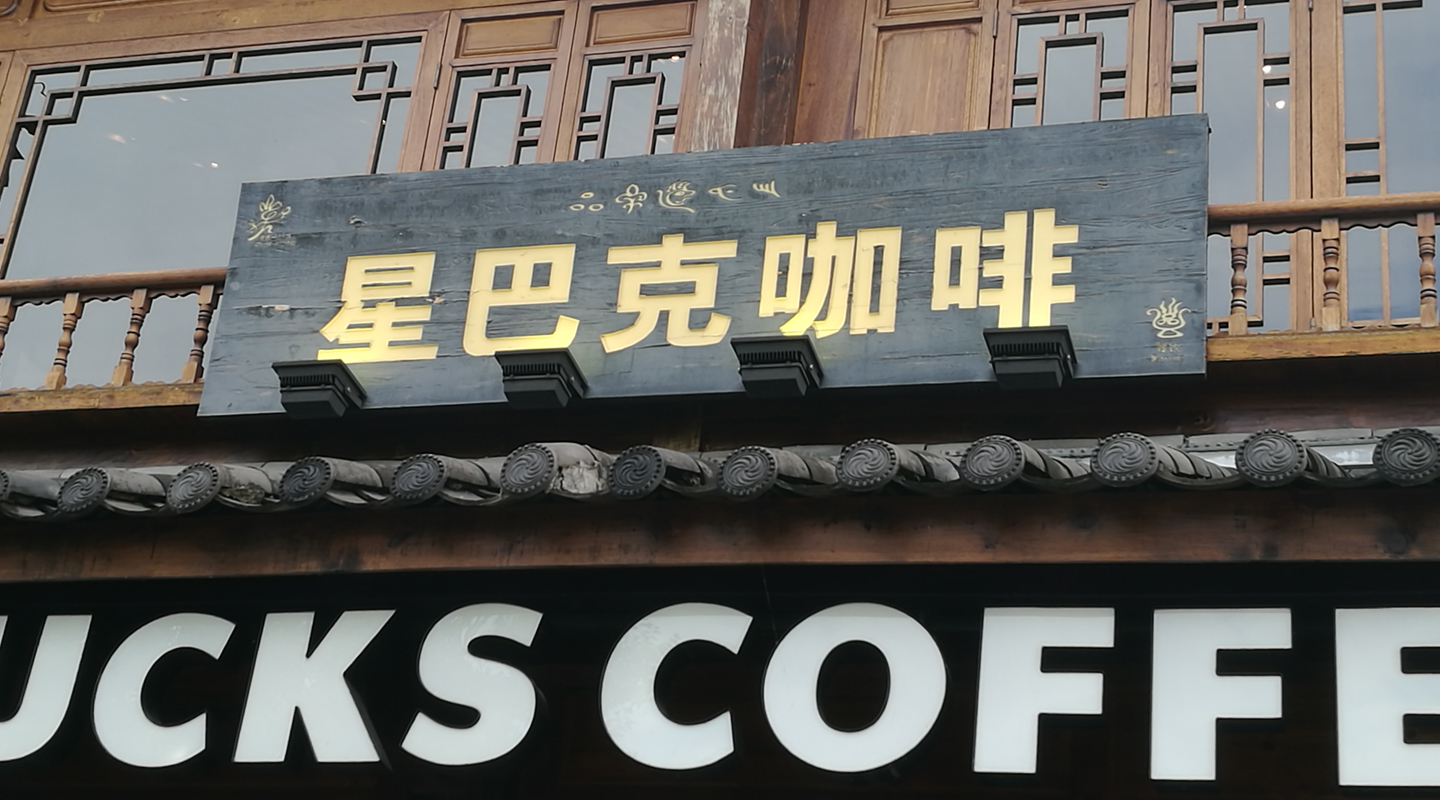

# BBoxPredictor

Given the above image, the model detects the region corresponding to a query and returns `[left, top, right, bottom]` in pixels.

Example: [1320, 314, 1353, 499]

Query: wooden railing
[0, 268, 225, 390]
[1208, 192, 1440, 335]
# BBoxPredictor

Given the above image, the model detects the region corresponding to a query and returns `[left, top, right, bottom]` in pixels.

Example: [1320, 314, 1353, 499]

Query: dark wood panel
[201, 117, 1209, 415]
[1, 487, 1437, 582]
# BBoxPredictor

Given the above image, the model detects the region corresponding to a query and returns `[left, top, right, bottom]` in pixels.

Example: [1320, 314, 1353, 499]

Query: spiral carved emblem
[280, 457, 336, 504]
[167, 463, 223, 514]
[392, 455, 448, 503]
[720, 447, 778, 500]
[58, 467, 111, 515]
[838, 439, 899, 491]
[1236, 430, 1306, 486]
[1375, 428, 1440, 486]
[611, 446, 666, 499]
[1092, 433, 1159, 487]
[501, 444, 557, 498]
[960, 436, 1025, 489]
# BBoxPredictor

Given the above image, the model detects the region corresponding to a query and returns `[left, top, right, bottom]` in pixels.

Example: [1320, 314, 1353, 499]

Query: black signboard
[198, 116, 1208, 416]
[3, 563, 1439, 799]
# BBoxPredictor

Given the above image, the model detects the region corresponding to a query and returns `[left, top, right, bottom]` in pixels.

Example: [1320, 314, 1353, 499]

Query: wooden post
[1320, 217, 1342, 331]
[1228, 223, 1249, 335]
[181, 284, 218, 384]
[1419, 212, 1437, 328]
[43, 292, 83, 390]
[110, 287, 152, 386]
[0, 297, 14, 365]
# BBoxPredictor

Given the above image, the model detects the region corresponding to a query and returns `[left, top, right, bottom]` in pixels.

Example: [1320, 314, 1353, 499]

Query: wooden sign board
[198, 116, 1208, 415]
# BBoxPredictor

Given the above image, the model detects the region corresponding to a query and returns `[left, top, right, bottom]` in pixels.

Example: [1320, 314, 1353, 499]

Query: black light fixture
[272, 360, 367, 418]
[982, 326, 1076, 390]
[494, 348, 588, 408]
[730, 335, 823, 398]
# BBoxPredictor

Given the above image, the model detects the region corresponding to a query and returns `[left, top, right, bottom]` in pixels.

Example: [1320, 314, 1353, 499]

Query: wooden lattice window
[1004, 5, 1140, 127]
[1334, 0, 1440, 326]
[427, 0, 700, 168]
[0, 34, 425, 390]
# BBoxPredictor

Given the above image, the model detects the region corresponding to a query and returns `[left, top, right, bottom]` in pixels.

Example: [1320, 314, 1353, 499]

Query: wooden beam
[0, 382, 203, 412]
[1208, 192, 1440, 234]
[1207, 328, 1440, 360]
[688, 0, 752, 151]
[0, 267, 226, 299]
[2, 489, 1438, 582]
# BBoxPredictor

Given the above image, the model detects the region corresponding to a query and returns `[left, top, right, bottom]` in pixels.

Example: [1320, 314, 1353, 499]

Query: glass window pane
[1260, 282, 1289, 331]
[238, 44, 364, 73]
[648, 53, 685, 105]
[516, 67, 550, 116]
[1171, 89, 1197, 114]
[377, 95, 409, 173]
[1342, 9, 1379, 140]
[451, 71, 496, 124]
[1388, 225, 1420, 320]
[1172, 5, 1215, 62]
[601, 80, 657, 158]
[1015, 19, 1057, 73]
[1346, 146, 1380, 173]
[1100, 96, 1124, 120]
[86, 59, 206, 87]
[1085, 14, 1129, 68]
[1380, 3, 1440, 193]
[6, 74, 381, 279]
[584, 59, 626, 113]
[1262, 83, 1289, 201]
[367, 41, 420, 89]
[1202, 27, 1260, 203]
[1345, 226, 1382, 321]
[1012, 102, 1037, 127]
[470, 92, 522, 167]
[1041, 42, 1098, 125]
[1245, 0, 1290, 54]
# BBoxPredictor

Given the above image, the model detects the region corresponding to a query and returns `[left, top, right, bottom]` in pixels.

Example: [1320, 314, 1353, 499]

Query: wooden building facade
[1, 1, 1440, 798]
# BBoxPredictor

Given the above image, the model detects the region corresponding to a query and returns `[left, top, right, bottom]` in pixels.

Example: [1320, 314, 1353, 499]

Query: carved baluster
[0, 297, 14, 364]
[43, 292, 83, 390]
[1320, 217, 1342, 331]
[181, 284, 218, 384]
[1228, 223, 1249, 335]
[1419, 212, 1437, 328]
[109, 287, 152, 386]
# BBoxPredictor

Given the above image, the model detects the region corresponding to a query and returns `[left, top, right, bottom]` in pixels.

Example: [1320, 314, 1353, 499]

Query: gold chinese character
[759, 222, 900, 338]
[657, 181, 697, 213]
[616, 184, 647, 213]
[707, 184, 740, 201]
[601, 233, 737, 352]
[1028, 208, 1078, 327]
[932, 211, 1060, 329]
[318, 252, 438, 363]
[464, 244, 579, 356]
